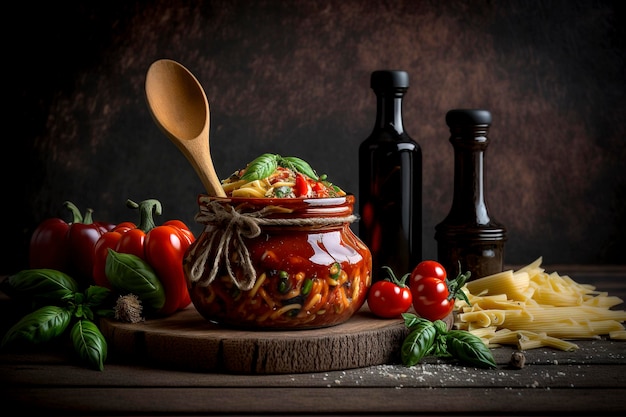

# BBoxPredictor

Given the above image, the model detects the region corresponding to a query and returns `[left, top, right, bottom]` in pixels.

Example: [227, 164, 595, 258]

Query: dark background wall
[3, 0, 625, 275]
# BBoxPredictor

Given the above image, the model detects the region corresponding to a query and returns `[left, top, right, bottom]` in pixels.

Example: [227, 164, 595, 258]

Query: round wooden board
[100, 305, 409, 374]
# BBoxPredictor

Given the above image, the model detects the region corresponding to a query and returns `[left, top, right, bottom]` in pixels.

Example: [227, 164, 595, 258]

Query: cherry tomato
[409, 260, 472, 321]
[410, 276, 453, 321]
[367, 267, 412, 318]
[410, 260, 447, 284]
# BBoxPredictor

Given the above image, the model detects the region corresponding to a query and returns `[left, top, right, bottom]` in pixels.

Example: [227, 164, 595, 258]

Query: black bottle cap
[371, 70, 409, 90]
[446, 109, 492, 127]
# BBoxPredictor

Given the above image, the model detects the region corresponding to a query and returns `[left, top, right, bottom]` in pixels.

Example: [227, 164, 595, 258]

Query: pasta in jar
[183, 154, 372, 329]
[220, 153, 346, 198]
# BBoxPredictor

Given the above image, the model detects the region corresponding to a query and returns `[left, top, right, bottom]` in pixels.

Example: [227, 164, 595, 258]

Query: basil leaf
[1, 305, 71, 347]
[71, 319, 107, 371]
[445, 330, 497, 369]
[401, 320, 436, 366]
[105, 249, 166, 311]
[84, 285, 112, 307]
[279, 156, 318, 180]
[401, 312, 432, 331]
[4, 269, 79, 303]
[240, 153, 279, 182]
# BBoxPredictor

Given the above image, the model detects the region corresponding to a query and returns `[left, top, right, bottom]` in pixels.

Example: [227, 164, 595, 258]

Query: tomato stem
[446, 270, 472, 305]
[381, 266, 410, 287]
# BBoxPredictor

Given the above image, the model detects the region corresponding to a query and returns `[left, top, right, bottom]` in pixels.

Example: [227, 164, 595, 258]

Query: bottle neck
[374, 91, 405, 135]
[449, 126, 491, 224]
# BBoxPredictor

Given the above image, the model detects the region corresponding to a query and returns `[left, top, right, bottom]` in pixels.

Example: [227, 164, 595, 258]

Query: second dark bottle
[359, 70, 422, 281]
[435, 109, 507, 280]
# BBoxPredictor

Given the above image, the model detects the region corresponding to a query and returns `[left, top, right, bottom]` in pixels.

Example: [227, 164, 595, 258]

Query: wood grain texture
[2, 266, 625, 415]
[100, 305, 410, 374]
[2, 341, 625, 415]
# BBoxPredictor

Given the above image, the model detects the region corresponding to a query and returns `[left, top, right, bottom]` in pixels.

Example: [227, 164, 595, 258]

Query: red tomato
[367, 267, 412, 318]
[294, 173, 311, 197]
[410, 276, 453, 321]
[409, 260, 472, 321]
[410, 260, 447, 284]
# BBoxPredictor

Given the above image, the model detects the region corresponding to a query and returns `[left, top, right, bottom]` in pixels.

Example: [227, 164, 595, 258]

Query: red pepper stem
[63, 201, 83, 224]
[127, 199, 162, 233]
[83, 208, 94, 225]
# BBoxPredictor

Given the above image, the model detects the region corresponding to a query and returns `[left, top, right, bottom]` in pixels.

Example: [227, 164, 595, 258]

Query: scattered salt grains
[304, 346, 612, 389]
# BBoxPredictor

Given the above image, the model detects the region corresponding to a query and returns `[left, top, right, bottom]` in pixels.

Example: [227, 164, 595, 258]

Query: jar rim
[198, 193, 355, 207]
[196, 193, 356, 221]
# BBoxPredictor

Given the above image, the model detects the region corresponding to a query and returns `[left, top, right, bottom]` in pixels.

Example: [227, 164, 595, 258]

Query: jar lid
[371, 70, 409, 90]
[446, 109, 492, 127]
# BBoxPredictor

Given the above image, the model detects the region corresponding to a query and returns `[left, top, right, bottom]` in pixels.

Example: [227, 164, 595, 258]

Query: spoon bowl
[145, 59, 226, 197]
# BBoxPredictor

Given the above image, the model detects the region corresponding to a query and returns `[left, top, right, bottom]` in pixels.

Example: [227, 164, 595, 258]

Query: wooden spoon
[145, 59, 226, 197]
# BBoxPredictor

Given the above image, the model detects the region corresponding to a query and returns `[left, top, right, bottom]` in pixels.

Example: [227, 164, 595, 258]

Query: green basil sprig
[240, 153, 319, 182]
[1, 269, 113, 371]
[400, 313, 497, 369]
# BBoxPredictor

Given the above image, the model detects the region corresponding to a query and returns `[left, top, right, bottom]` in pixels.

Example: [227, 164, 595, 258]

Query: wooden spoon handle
[174, 136, 226, 198]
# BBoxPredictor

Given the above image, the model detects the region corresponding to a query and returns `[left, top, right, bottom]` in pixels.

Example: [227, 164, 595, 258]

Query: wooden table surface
[1, 265, 625, 416]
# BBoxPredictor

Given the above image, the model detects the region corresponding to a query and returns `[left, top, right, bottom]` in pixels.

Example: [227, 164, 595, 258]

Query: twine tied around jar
[187, 198, 358, 291]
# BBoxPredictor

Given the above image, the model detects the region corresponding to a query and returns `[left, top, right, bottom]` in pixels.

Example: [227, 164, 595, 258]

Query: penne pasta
[465, 270, 530, 301]
[609, 330, 626, 340]
[455, 258, 626, 351]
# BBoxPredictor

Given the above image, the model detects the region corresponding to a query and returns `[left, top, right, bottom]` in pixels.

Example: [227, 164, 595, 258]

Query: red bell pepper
[92, 199, 194, 316]
[29, 201, 114, 287]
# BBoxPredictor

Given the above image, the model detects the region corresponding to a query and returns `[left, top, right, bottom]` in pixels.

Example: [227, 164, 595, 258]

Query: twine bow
[187, 199, 357, 291]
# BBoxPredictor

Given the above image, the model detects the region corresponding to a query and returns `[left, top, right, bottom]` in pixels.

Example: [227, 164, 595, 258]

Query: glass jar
[183, 194, 372, 330]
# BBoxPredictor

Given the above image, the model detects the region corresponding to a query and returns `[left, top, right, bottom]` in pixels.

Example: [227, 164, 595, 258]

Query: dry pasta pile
[454, 257, 626, 351]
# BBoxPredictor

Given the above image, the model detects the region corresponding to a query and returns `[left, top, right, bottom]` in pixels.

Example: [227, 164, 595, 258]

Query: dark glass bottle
[359, 70, 422, 282]
[435, 109, 507, 280]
